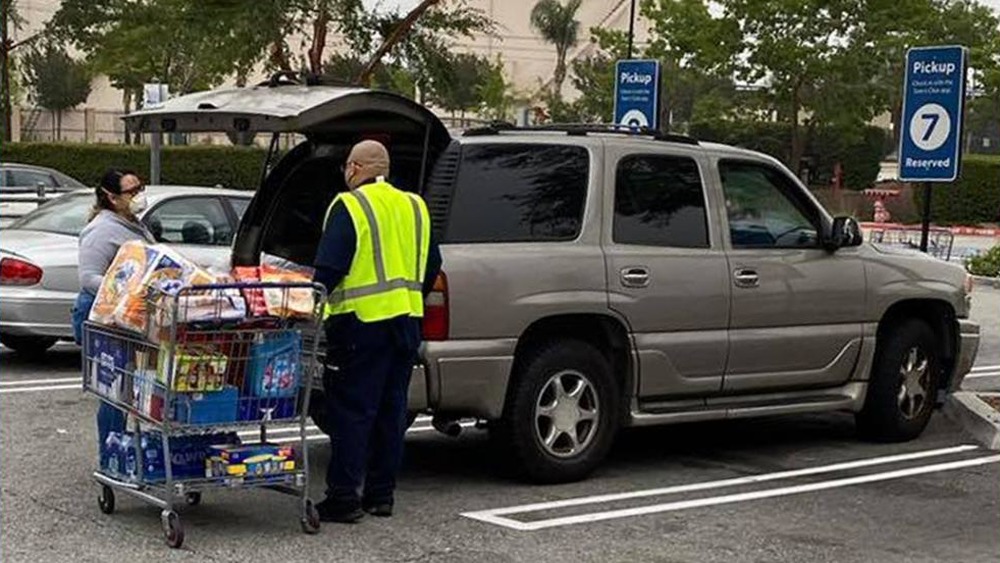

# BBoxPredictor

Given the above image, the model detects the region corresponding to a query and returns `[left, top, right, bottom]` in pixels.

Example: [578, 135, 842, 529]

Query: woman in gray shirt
[73, 169, 155, 461]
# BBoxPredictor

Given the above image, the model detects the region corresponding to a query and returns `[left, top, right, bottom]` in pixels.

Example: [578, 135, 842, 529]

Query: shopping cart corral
[82, 282, 325, 548]
[864, 224, 955, 261]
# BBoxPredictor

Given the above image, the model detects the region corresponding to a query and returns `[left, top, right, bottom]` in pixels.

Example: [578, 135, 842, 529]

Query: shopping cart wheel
[161, 510, 184, 549]
[301, 499, 320, 534]
[185, 492, 202, 506]
[97, 485, 115, 515]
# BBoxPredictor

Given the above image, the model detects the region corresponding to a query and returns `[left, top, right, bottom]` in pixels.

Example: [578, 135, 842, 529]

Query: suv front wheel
[857, 318, 941, 442]
[495, 340, 620, 483]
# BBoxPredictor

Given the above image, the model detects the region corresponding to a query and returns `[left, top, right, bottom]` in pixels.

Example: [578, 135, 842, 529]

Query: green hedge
[687, 120, 891, 190]
[913, 155, 1000, 225]
[0, 143, 269, 190]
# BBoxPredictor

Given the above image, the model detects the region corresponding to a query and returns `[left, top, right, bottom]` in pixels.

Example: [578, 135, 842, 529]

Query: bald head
[344, 140, 390, 189]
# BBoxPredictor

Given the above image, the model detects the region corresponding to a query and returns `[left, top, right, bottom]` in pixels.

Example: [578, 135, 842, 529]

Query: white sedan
[0, 185, 251, 355]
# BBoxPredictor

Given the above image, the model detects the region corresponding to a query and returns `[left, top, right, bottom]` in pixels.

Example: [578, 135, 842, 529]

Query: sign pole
[919, 182, 932, 252]
[626, 0, 636, 59]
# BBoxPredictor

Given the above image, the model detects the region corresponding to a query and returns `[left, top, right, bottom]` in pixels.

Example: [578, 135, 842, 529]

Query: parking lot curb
[943, 392, 1000, 450]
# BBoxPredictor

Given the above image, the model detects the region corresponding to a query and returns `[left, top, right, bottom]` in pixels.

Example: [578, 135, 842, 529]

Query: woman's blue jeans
[73, 292, 126, 458]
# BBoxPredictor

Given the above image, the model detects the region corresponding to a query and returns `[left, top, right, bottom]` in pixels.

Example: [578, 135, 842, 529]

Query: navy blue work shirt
[314, 182, 443, 352]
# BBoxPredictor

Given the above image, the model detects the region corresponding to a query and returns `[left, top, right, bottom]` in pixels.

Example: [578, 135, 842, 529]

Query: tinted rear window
[614, 155, 709, 248]
[444, 144, 589, 243]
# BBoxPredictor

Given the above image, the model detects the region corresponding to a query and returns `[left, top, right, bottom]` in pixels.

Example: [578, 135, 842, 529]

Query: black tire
[162, 510, 184, 549]
[494, 340, 620, 484]
[301, 499, 321, 534]
[98, 485, 115, 515]
[857, 318, 941, 442]
[185, 492, 201, 506]
[0, 334, 57, 357]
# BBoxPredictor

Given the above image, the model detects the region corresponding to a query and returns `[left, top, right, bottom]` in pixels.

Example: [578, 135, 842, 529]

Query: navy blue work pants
[323, 316, 417, 506]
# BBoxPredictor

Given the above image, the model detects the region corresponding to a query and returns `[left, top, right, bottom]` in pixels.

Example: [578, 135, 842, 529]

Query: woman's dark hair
[89, 168, 136, 221]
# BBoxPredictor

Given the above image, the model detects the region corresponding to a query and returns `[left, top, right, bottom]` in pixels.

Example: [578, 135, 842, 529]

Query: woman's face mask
[128, 192, 148, 214]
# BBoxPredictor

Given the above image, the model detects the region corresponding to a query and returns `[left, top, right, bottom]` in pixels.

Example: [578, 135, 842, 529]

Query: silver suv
[127, 85, 980, 484]
[404, 125, 980, 482]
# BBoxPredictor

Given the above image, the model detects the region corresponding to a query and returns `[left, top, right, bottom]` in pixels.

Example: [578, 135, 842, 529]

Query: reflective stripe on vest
[322, 181, 430, 322]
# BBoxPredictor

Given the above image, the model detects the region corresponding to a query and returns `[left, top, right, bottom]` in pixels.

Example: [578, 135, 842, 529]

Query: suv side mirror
[826, 216, 863, 251]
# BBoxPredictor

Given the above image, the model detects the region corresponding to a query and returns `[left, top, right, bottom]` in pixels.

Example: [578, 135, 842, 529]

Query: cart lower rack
[82, 282, 325, 548]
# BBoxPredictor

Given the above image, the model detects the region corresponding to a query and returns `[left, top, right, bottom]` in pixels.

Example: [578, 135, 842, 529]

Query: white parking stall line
[464, 454, 1000, 531]
[0, 377, 79, 387]
[0, 383, 81, 395]
[462, 444, 987, 531]
[965, 364, 1000, 379]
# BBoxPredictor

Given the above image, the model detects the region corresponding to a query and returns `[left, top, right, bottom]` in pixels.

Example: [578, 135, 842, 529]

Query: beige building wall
[458, 0, 652, 99]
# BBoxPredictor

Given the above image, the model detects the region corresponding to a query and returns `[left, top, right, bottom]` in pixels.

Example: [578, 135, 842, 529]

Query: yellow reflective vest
[322, 178, 431, 322]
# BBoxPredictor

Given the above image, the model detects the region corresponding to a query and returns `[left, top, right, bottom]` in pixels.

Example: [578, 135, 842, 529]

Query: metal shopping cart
[82, 282, 325, 548]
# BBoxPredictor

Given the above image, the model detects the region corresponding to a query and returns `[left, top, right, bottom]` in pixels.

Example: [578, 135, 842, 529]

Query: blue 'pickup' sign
[898, 46, 967, 182]
[613, 60, 660, 129]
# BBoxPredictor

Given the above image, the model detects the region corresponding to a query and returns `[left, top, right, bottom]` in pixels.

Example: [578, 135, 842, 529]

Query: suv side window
[144, 197, 233, 246]
[719, 160, 819, 249]
[444, 144, 589, 243]
[614, 154, 709, 248]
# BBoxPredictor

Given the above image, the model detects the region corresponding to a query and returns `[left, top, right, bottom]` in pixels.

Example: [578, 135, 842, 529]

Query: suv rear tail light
[0, 257, 43, 286]
[422, 272, 449, 341]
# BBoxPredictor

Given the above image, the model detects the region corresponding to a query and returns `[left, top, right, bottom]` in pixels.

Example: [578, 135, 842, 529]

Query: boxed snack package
[246, 332, 301, 398]
[205, 443, 296, 479]
[102, 431, 238, 483]
[157, 343, 228, 392]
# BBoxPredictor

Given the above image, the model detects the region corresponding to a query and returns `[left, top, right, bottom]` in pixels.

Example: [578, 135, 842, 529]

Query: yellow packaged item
[89, 241, 156, 325]
[157, 343, 228, 392]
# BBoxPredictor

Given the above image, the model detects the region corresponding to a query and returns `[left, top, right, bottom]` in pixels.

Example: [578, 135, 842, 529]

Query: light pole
[626, 0, 636, 59]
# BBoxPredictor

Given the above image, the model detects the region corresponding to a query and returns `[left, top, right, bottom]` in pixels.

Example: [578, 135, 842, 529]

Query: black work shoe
[316, 498, 365, 523]
[363, 503, 393, 517]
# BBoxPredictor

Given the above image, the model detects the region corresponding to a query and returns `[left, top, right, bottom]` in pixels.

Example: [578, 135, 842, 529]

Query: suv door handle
[733, 268, 759, 288]
[620, 267, 650, 288]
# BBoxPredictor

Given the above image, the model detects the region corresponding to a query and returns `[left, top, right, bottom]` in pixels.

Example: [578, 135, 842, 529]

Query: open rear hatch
[124, 79, 452, 266]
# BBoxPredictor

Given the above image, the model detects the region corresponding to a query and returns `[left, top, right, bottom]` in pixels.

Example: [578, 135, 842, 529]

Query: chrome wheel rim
[534, 370, 600, 458]
[898, 346, 930, 420]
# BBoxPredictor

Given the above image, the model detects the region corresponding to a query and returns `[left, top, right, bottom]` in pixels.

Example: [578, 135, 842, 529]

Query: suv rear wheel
[495, 340, 619, 483]
[0, 334, 57, 357]
[857, 318, 941, 442]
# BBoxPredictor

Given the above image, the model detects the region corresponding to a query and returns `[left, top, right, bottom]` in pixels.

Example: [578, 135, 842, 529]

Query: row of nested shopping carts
[82, 282, 326, 548]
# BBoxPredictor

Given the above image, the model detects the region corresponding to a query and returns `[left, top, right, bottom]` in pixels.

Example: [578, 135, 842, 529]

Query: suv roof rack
[462, 122, 699, 145]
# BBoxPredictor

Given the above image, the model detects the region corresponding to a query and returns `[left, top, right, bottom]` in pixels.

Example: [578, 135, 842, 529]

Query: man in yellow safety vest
[312, 140, 441, 523]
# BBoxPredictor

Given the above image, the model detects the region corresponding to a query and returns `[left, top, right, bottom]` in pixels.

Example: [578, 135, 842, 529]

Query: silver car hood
[0, 229, 80, 292]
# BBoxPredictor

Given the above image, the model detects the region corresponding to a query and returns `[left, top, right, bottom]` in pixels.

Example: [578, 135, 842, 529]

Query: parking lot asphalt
[1, 288, 998, 562]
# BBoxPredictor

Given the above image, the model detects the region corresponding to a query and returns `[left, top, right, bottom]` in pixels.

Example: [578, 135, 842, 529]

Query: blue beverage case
[172, 386, 239, 424]
[246, 332, 302, 398]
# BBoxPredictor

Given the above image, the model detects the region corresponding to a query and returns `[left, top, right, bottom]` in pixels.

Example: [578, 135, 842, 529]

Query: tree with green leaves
[22, 42, 91, 140]
[636, 0, 1000, 170]
[477, 56, 523, 122]
[530, 0, 581, 97]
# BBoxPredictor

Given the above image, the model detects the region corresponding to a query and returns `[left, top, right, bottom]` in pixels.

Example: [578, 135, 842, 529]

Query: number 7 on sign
[908, 103, 951, 152]
[920, 113, 939, 142]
